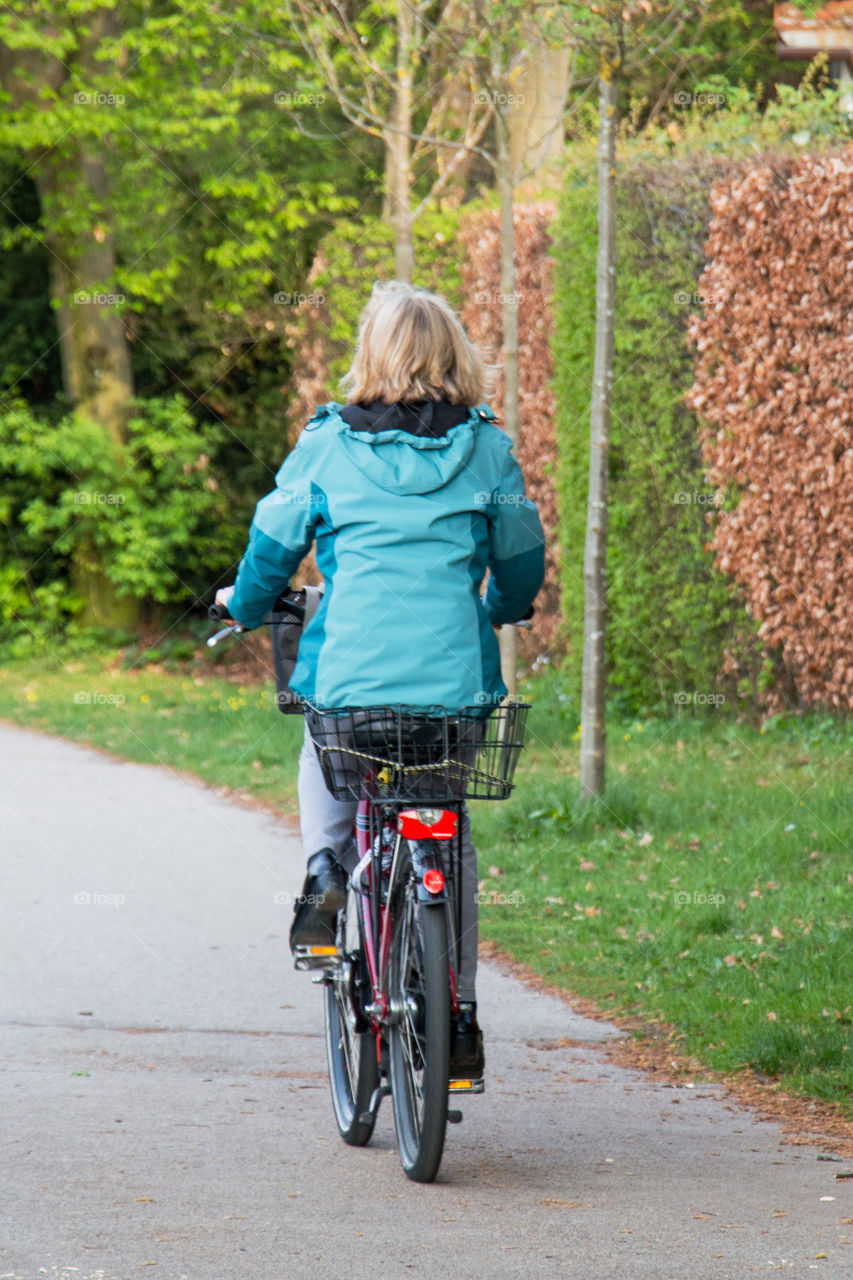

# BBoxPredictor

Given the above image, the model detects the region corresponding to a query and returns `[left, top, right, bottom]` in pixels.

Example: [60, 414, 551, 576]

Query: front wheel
[324, 900, 378, 1146]
[387, 875, 450, 1182]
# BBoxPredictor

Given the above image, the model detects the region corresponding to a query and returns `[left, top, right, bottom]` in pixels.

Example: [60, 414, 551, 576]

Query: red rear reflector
[423, 868, 445, 894]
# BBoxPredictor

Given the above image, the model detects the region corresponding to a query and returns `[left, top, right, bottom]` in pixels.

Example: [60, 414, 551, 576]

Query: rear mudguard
[408, 840, 450, 905]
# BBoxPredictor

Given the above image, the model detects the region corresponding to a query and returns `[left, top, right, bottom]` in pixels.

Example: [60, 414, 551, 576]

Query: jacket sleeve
[482, 436, 546, 626]
[228, 438, 327, 629]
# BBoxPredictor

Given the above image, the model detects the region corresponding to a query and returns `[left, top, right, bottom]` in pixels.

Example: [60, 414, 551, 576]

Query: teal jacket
[229, 401, 545, 710]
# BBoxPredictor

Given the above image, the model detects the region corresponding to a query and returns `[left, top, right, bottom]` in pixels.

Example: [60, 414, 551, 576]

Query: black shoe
[450, 1001, 484, 1078]
[289, 849, 347, 951]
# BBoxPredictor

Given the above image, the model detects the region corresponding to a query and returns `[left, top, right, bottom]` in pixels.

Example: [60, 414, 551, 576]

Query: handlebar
[206, 591, 307, 648]
[207, 593, 306, 625]
[206, 590, 531, 647]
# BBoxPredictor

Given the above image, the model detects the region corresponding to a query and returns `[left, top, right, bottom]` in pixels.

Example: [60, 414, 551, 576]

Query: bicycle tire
[323, 898, 378, 1146]
[387, 862, 450, 1182]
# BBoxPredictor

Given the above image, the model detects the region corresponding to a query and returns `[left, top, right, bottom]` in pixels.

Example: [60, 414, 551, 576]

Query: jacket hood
[338, 399, 469, 438]
[332, 402, 490, 495]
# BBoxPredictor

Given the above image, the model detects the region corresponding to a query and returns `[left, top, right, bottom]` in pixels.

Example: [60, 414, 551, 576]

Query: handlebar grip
[208, 602, 230, 621]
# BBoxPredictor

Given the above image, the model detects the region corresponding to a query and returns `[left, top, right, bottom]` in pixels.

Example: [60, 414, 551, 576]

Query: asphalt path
[1, 724, 851, 1279]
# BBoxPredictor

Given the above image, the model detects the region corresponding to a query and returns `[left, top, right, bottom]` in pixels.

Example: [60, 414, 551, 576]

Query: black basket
[304, 702, 530, 802]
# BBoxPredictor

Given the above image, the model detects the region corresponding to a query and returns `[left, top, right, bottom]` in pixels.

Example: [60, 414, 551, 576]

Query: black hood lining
[338, 399, 472, 439]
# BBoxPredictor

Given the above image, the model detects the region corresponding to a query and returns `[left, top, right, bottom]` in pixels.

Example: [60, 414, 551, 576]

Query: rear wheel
[387, 866, 450, 1182]
[324, 895, 378, 1146]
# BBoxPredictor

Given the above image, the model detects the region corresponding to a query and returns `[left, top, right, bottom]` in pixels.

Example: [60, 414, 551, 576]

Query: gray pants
[297, 722, 479, 1001]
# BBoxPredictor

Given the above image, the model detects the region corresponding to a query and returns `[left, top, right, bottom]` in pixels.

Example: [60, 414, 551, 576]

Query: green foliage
[566, 0, 823, 136]
[0, 0, 376, 520]
[0, 396, 240, 650]
[552, 154, 753, 715]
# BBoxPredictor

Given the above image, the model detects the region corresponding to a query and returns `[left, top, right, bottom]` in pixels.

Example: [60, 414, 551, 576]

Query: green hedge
[551, 155, 755, 715]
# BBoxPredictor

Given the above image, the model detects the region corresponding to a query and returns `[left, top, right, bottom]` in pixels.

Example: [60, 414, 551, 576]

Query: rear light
[398, 808, 458, 839]
[422, 868, 445, 895]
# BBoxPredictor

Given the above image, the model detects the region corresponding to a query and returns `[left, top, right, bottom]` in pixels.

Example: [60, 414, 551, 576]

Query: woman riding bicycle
[217, 279, 545, 1076]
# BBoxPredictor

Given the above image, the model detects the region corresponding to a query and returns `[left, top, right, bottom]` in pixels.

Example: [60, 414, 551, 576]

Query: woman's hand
[214, 585, 238, 625]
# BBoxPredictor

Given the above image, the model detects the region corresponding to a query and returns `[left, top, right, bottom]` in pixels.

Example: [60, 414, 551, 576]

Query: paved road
[1, 724, 851, 1279]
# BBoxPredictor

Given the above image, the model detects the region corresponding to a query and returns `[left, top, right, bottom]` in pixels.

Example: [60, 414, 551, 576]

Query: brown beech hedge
[687, 145, 853, 711]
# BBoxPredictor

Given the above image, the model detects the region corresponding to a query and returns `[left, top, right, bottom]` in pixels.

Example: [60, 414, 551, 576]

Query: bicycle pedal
[448, 1078, 485, 1094]
[293, 944, 339, 971]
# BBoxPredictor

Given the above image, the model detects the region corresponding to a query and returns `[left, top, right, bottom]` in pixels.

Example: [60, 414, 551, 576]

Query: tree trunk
[34, 152, 134, 444]
[386, 0, 414, 283]
[508, 15, 574, 185]
[495, 74, 519, 696]
[579, 43, 619, 799]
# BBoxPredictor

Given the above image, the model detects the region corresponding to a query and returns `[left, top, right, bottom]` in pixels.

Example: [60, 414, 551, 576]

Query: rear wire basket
[304, 702, 530, 803]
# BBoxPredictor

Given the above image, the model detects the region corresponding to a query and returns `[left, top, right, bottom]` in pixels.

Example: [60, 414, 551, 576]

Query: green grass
[0, 656, 305, 809]
[2, 657, 851, 1112]
[472, 690, 853, 1111]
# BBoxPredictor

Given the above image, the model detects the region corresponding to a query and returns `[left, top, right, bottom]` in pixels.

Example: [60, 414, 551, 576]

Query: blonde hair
[340, 280, 491, 406]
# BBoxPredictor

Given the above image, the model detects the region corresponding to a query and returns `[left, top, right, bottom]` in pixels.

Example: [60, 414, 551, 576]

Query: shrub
[0, 396, 239, 650]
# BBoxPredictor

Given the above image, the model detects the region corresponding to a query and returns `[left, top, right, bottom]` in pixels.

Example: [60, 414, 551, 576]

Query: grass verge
[1, 658, 851, 1113]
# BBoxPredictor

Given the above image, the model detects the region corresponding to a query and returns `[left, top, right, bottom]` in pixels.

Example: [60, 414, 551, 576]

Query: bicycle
[207, 594, 529, 1183]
